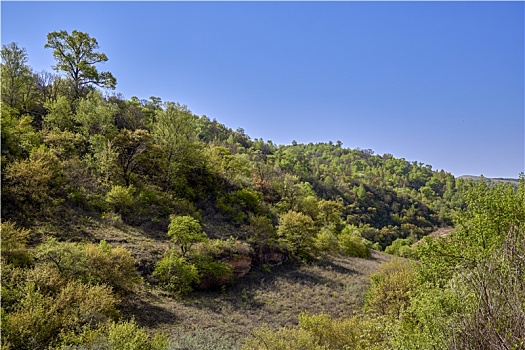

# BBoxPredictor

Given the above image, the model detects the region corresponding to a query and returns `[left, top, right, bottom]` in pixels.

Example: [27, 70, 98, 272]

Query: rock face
[196, 255, 252, 290]
[226, 255, 252, 279]
[259, 251, 286, 265]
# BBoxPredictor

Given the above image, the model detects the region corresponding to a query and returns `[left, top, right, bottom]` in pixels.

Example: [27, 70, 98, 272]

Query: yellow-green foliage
[36, 238, 141, 295]
[152, 252, 200, 296]
[192, 237, 253, 260]
[277, 210, 318, 261]
[0, 221, 33, 267]
[338, 226, 370, 258]
[314, 228, 339, 255]
[106, 319, 168, 350]
[242, 312, 388, 350]
[384, 237, 416, 258]
[365, 258, 416, 317]
[105, 184, 135, 213]
[167, 215, 208, 256]
[3, 147, 63, 216]
[2, 279, 117, 350]
[84, 240, 142, 294]
[57, 319, 168, 350]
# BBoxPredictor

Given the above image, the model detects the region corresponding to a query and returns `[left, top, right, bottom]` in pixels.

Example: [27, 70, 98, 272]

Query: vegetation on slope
[2, 31, 523, 349]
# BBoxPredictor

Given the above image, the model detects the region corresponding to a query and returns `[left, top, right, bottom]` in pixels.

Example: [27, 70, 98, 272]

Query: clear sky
[2, 1, 524, 178]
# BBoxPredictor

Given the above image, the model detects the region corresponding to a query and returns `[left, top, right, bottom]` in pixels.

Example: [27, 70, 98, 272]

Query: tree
[277, 210, 318, 260]
[45, 30, 116, 97]
[167, 215, 208, 256]
[1, 42, 37, 111]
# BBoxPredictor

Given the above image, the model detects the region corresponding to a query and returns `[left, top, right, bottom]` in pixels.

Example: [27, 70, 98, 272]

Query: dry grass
[34, 214, 392, 344]
[120, 251, 391, 343]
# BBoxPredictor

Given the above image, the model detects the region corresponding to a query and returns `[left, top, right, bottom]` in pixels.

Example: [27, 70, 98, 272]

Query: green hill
[3, 31, 523, 350]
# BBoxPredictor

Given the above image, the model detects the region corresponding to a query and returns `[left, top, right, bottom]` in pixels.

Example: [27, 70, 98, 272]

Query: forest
[2, 30, 524, 349]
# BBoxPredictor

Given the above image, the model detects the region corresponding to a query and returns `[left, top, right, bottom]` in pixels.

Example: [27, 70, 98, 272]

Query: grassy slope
[42, 214, 391, 344]
[121, 252, 390, 343]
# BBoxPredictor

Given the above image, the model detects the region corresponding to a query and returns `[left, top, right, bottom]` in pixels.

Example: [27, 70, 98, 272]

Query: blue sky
[2, 1, 523, 178]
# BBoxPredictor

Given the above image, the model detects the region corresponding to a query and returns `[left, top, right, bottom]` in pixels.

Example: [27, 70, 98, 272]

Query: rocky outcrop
[258, 251, 286, 266]
[196, 255, 252, 290]
[225, 255, 252, 278]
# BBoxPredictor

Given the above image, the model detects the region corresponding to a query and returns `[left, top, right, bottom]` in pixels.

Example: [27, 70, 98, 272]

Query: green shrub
[338, 226, 370, 258]
[314, 228, 339, 256]
[84, 240, 142, 294]
[58, 319, 168, 350]
[0, 221, 33, 267]
[277, 210, 318, 261]
[192, 237, 253, 260]
[2, 280, 117, 350]
[36, 238, 141, 295]
[384, 237, 415, 258]
[152, 251, 200, 296]
[364, 258, 416, 317]
[107, 319, 168, 350]
[242, 312, 388, 350]
[105, 185, 135, 213]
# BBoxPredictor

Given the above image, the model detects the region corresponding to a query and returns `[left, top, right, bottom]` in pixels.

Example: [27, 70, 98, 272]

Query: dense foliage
[2, 31, 521, 349]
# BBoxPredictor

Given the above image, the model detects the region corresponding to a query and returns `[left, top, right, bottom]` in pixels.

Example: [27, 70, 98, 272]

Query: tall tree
[1, 42, 37, 112]
[45, 30, 116, 97]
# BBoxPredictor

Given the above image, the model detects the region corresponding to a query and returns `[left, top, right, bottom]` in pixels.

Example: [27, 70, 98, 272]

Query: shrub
[58, 319, 168, 350]
[364, 258, 416, 317]
[105, 185, 135, 213]
[2, 280, 117, 350]
[152, 251, 200, 296]
[192, 237, 253, 260]
[242, 313, 388, 350]
[2, 147, 63, 219]
[107, 319, 168, 350]
[0, 221, 33, 267]
[36, 238, 141, 295]
[314, 228, 339, 256]
[277, 210, 318, 261]
[84, 240, 142, 294]
[384, 237, 415, 258]
[338, 226, 370, 258]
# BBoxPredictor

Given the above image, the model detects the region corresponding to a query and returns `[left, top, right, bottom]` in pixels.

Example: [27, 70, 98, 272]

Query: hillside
[3, 31, 524, 350]
[459, 175, 520, 188]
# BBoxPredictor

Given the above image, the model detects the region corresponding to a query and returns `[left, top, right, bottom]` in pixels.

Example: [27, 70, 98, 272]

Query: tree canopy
[45, 30, 116, 97]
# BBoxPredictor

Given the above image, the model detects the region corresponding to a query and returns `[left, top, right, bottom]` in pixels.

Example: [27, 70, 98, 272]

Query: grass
[33, 213, 392, 346]
[120, 251, 391, 345]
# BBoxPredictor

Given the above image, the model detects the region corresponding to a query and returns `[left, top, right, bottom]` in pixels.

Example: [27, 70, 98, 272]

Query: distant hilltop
[459, 175, 520, 187]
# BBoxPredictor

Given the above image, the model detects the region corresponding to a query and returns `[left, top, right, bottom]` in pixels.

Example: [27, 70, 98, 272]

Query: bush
[338, 226, 370, 258]
[384, 237, 415, 258]
[2, 147, 63, 219]
[2, 280, 118, 350]
[36, 238, 141, 295]
[84, 240, 142, 294]
[191, 237, 253, 260]
[242, 312, 387, 350]
[364, 258, 416, 317]
[105, 185, 135, 213]
[0, 221, 33, 267]
[314, 228, 339, 256]
[106, 319, 168, 350]
[277, 210, 318, 261]
[58, 319, 168, 350]
[152, 252, 200, 296]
